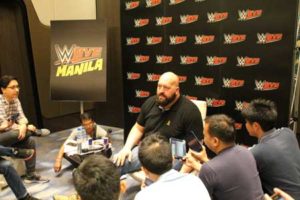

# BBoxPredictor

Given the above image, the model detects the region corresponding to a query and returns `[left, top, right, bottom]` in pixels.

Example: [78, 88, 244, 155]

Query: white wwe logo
[238, 10, 247, 21]
[237, 57, 245, 66]
[257, 33, 266, 44]
[169, 36, 176, 45]
[206, 56, 214, 65]
[222, 78, 231, 88]
[206, 98, 214, 107]
[195, 35, 203, 44]
[156, 55, 163, 63]
[147, 73, 156, 81]
[180, 56, 188, 64]
[235, 101, 244, 111]
[156, 17, 163, 26]
[134, 19, 143, 27]
[180, 15, 187, 24]
[54, 44, 75, 65]
[146, 37, 154, 45]
[224, 34, 232, 44]
[255, 80, 264, 90]
[207, 13, 215, 23]
[194, 76, 201, 85]
[145, 0, 152, 7]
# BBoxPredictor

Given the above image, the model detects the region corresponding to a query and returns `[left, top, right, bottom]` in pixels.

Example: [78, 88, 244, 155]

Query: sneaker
[12, 148, 34, 161]
[24, 173, 49, 184]
[34, 129, 51, 137]
[53, 194, 80, 200]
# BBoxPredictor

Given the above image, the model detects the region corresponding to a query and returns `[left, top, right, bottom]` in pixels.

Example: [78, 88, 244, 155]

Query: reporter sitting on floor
[135, 134, 211, 200]
[0, 75, 50, 183]
[54, 112, 107, 172]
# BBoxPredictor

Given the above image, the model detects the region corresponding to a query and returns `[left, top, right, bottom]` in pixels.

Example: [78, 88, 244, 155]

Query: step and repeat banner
[121, 0, 298, 145]
[51, 20, 107, 101]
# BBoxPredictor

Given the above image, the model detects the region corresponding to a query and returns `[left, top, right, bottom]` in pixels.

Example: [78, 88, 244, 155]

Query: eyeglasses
[6, 85, 20, 90]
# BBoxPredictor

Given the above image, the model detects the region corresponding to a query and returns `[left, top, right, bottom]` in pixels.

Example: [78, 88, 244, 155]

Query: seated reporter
[183, 114, 264, 200]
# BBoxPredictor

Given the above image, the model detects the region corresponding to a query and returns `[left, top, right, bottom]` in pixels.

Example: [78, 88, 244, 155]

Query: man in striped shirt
[0, 75, 49, 183]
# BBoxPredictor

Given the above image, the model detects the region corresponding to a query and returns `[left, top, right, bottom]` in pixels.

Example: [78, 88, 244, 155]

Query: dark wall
[0, 0, 41, 126]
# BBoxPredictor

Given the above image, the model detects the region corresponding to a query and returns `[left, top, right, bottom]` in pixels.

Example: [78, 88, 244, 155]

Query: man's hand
[0, 120, 14, 131]
[264, 188, 294, 200]
[18, 124, 27, 140]
[184, 151, 202, 171]
[113, 147, 132, 167]
[54, 158, 62, 173]
[190, 145, 209, 163]
[27, 124, 37, 132]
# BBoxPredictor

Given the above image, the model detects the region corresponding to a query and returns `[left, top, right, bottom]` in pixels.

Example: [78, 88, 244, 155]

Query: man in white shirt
[134, 134, 210, 200]
[54, 113, 107, 172]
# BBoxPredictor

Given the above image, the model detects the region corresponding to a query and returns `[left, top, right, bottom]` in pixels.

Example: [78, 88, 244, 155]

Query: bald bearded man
[114, 72, 203, 175]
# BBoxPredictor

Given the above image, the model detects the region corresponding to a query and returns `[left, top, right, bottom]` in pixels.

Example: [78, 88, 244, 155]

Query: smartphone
[271, 193, 284, 200]
[186, 131, 202, 152]
[170, 137, 186, 159]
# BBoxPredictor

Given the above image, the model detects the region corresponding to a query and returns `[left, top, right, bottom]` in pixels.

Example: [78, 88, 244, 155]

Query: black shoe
[24, 173, 49, 184]
[12, 148, 34, 160]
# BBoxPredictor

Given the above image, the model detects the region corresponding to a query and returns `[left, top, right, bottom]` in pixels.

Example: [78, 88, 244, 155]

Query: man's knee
[0, 160, 14, 173]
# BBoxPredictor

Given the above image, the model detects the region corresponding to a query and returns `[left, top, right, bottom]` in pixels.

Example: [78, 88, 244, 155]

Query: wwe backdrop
[121, 0, 299, 145]
[50, 20, 107, 101]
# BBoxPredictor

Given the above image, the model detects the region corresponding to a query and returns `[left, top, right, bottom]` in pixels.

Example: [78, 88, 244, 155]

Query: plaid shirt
[0, 94, 28, 131]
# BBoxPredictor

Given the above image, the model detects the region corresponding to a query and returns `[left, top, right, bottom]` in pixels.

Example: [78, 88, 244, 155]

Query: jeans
[0, 130, 36, 174]
[0, 158, 27, 199]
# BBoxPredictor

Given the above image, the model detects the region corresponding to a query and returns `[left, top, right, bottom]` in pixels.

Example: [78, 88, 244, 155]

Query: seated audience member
[0, 145, 39, 200]
[134, 134, 211, 200]
[54, 113, 107, 172]
[264, 188, 295, 200]
[0, 75, 49, 183]
[184, 114, 264, 200]
[241, 99, 300, 199]
[73, 154, 120, 200]
[114, 72, 203, 175]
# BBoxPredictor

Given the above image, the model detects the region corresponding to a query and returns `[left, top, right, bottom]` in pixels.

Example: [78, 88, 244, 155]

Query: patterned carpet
[0, 126, 124, 200]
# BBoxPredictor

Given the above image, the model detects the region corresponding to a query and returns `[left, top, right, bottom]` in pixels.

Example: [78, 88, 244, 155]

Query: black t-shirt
[137, 95, 203, 141]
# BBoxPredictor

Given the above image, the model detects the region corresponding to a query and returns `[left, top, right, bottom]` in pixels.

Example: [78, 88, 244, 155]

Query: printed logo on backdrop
[156, 55, 173, 64]
[206, 98, 226, 107]
[180, 15, 199, 24]
[257, 33, 283, 44]
[135, 55, 150, 63]
[255, 80, 280, 91]
[54, 45, 103, 77]
[146, 0, 162, 7]
[234, 123, 243, 130]
[169, 36, 187, 45]
[125, 1, 140, 10]
[195, 76, 214, 86]
[223, 78, 245, 88]
[146, 36, 162, 45]
[237, 56, 260, 67]
[179, 76, 187, 83]
[147, 73, 161, 81]
[195, 35, 215, 45]
[135, 90, 150, 98]
[127, 72, 141, 80]
[156, 17, 173, 26]
[207, 56, 227, 66]
[180, 56, 198, 64]
[235, 101, 249, 111]
[207, 12, 228, 23]
[238, 9, 263, 21]
[169, 0, 185, 5]
[224, 34, 246, 44]
[134, 18, 149, 27]
[126, 37, 140, 45]
[128, 105, 141, 113]
[184, 95, 198, 100]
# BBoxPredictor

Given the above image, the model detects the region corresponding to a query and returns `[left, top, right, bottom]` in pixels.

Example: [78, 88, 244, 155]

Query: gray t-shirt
[199, 145, 264, 200]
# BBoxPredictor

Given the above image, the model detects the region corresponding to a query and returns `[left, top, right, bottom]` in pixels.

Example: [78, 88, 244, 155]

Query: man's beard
[156, 93, 177, 107]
